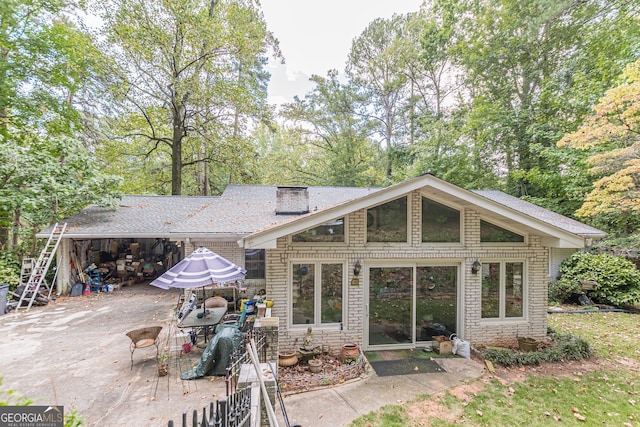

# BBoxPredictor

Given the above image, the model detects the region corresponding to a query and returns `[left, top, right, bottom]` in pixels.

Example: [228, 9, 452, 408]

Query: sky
[260, 1, 424, 105]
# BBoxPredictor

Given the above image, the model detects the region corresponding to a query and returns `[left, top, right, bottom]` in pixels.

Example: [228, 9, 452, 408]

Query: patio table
[178, 306, 227, 343]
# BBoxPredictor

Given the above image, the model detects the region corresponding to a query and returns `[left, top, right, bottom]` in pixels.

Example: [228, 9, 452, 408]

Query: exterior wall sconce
[353, 260, 362, 277]
[471, 260, 481, 274]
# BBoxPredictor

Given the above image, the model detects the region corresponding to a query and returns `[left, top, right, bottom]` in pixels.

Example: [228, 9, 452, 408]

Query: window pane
[505, 262, 524, 317]
[368, 267, 413, 345]
[481, 263, 500, 318]
[422, 198, 460, 242]
[481, 220, 524, 242]
[416, 266, 457, 341]
[293, 218, 345, 243]
[321, 264, 343, 323]
[367, 197, 407, 242]
[292, 264, 315, 325]
[245, 249, 265, 279]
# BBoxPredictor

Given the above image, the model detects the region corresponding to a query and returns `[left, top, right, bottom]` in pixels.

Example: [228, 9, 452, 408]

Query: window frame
[290, 217, 348, 245]
[365, 196, 410, 244]
[480, 260, 526, 321]
[289, 260, 346, 329]
[420, 196, 462, 244]
[244, 249, 265, 279]
[479, 218, 527, 245]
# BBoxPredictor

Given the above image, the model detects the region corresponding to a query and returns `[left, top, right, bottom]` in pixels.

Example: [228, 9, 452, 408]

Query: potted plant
[308, 358, 322, 373]
[157, 353, 169, 376]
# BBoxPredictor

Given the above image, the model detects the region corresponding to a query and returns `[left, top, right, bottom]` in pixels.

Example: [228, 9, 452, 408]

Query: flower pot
[157, 363, 168, 377]
[278, 351, 299, 367]
[340, 343, 359, 362]
[308, 358, 322, 373]
[517, 337, 538, 352]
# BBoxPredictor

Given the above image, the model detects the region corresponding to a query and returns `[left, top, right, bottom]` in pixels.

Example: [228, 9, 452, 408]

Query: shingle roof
[45, 195, 218, 238]
[173, 185, 382, 235]
[471, 190, 605, 237]
[42, 182, 604, 241]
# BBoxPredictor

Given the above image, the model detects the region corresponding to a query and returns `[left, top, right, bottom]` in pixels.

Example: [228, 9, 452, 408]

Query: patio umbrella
[150, 246, 246, 290]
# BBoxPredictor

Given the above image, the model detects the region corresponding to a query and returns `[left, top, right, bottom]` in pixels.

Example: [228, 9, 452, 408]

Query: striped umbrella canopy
[150, 246, 246, 290]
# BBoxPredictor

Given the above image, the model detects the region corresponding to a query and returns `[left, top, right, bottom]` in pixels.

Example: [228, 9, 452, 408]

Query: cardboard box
[433, 336, 452, 355]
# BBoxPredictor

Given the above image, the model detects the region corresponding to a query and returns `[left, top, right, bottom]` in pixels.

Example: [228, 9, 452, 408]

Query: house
[41, 174, 605, 350]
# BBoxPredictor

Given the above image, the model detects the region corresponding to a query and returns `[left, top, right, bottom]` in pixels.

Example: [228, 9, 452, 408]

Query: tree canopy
[558, 58, 640, 234]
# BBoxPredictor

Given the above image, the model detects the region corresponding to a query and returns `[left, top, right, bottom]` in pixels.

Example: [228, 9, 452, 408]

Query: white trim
[365, 195, 411, 245]
[479, 260, 527, 322]
[241, 174, 594, 250]
[288, 260, 347, 330]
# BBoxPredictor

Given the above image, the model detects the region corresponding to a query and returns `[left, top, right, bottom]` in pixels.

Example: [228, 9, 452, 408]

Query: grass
[349, 311, 640, 427]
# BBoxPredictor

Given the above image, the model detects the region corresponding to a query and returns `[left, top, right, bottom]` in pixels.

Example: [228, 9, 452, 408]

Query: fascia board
[244, 174, 595, 249]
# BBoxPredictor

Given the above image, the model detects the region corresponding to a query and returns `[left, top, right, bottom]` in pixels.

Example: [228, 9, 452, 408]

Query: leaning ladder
[16, 222, 67, 312]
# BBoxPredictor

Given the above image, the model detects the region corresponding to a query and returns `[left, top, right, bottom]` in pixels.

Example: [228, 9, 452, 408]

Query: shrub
[483, 331, 592, 367]
[551, 251, 640, 306]
[0, 251, 20, 290]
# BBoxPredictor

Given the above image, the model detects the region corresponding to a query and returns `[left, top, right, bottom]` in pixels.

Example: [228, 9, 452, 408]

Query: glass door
[367, 264, 458, 348]
[416, 266, 458, 342]
[368, 266, 413, 346]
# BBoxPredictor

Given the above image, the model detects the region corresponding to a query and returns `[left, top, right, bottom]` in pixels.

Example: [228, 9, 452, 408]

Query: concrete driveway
[0, 284, 486, 427]
[0, 284, 228, 426]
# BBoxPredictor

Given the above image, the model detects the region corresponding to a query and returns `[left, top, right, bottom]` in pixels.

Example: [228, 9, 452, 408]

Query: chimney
[276, 186, 309, 215]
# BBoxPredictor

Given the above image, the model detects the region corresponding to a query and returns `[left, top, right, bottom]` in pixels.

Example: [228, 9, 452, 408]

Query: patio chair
[126, 326, 163, 369]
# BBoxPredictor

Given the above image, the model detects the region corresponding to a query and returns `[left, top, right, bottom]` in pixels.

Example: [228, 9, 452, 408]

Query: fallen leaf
[571, 407, 579, 413]
[476, 410, 483, 417]
[574, 413, 586, 421]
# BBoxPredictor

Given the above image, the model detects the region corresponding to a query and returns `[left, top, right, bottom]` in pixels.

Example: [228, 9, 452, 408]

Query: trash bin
[0, 283, 9, 315]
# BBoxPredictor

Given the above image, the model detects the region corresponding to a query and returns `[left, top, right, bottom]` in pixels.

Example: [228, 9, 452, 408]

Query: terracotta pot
[341, 343, 359, 362]
[278, 352, 299, 367]
[308, 358, 322, 373]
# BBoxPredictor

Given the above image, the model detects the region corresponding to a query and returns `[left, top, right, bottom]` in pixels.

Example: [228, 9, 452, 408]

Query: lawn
[349, 311, 640, 426]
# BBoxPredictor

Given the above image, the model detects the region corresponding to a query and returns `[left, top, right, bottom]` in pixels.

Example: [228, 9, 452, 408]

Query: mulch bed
[276, 353, 366, 394]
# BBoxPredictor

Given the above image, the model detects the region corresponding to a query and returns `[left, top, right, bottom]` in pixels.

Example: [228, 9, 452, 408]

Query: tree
[346, 14, 412, 180]
[0, 0, 121, 252]
[558, 58, 640, 234]
[279, 71, 382, 187]
[94, 0, 278, 195]
[451, 0, 640, 198]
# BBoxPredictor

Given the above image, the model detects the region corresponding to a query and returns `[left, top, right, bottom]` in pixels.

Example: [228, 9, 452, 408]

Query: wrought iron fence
[225, 327, 267, 396]
[167, 387, 251, 427]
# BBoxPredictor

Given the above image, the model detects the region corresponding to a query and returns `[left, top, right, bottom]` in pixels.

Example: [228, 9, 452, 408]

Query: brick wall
[264, 189, 551, 349]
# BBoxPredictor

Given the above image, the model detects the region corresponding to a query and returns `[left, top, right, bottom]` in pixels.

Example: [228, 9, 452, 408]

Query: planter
[518, 337, 538, 352]
[308, 358, 322, 373]
[157, 363, 168, 377]
[340, 343, 359, 362]
[278, 351, 299, 367]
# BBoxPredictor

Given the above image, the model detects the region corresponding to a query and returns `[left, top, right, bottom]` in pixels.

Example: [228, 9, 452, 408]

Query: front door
[367, 264, 458, 349]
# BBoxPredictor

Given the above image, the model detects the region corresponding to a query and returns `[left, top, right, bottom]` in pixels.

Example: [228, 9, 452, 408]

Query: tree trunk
[171, 104, 185, 195]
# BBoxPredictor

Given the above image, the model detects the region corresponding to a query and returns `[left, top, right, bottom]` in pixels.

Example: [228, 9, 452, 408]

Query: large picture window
[481, 261, 524, 319]
[292, 218, 345, 243]
[366, 197, 407, 243]
[292, 262, 344, 326]
[422, 198, 460, 242]
[481, 220, 524, 243]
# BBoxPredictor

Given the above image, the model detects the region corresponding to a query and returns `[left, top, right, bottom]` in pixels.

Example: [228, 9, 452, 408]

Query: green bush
[550, 251, 640, 306]
[483, 331, 592, 367]
[0, 251, 20, 290]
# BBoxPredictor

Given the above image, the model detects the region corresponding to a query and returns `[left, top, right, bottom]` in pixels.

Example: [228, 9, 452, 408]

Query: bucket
[0, 283, 9, 315]
[245, 300, 255, 315]
[239, 298, 250, 312]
